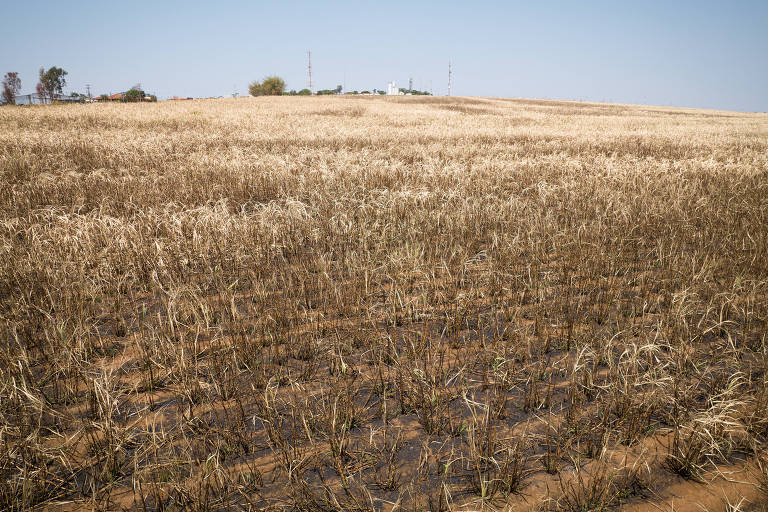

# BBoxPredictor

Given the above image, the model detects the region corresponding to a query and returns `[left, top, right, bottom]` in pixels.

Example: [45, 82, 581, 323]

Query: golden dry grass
[1, 96, 767, 511]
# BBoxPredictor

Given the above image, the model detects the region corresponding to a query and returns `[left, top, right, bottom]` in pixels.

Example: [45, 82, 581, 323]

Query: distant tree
[248, 80, 263, 96]
[406, 89, 431, 95]
[249, 76, 285, 96]
[100, 94, 108, 101]
[124, 89, 144, 102]
[2, 72, 21, 105]
[297, 89, 312, 96]
[262, 76, 285, 95]
[149, 95, 157, 102]
[38, 66, 68, 102]
[316, 85, 345, 95]
[36, 82, 47, 102]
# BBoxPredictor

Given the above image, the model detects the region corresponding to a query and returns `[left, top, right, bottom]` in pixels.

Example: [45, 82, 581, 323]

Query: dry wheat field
[1, 96, 767, 511]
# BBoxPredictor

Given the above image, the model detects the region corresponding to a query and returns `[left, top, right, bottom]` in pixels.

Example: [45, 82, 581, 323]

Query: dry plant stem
[0, 96, 766, 510]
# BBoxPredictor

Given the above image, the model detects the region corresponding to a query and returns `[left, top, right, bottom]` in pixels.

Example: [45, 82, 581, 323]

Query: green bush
[249, 76, 285, 96]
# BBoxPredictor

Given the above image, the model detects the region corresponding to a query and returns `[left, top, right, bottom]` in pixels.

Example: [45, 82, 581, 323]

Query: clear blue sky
[2, 1, 766, 111]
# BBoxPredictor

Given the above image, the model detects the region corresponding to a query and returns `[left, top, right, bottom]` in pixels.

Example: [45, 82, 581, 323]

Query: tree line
[3, 69, 432, 105]
[248, 76, 432, 97]
[2, 67, 156, 105]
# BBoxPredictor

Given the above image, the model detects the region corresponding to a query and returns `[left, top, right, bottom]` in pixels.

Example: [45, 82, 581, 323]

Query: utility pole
[307, 50, 313, 93]
[447, 60, 452, 96]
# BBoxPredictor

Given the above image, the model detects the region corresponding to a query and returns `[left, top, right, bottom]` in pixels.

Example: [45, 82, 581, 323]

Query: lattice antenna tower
[307, 51, 313, 93]
[447, 60, 452, 96]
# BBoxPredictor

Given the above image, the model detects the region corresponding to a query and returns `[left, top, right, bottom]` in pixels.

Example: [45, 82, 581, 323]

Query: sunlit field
[1, 96, 767, 511]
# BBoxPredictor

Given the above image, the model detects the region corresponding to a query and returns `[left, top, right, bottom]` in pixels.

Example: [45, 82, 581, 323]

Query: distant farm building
[386, 82, 404, 95]
[14, 93, 85, 105]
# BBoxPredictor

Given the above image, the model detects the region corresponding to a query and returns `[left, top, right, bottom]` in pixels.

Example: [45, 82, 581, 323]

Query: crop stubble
[1, 96, 767, 511]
